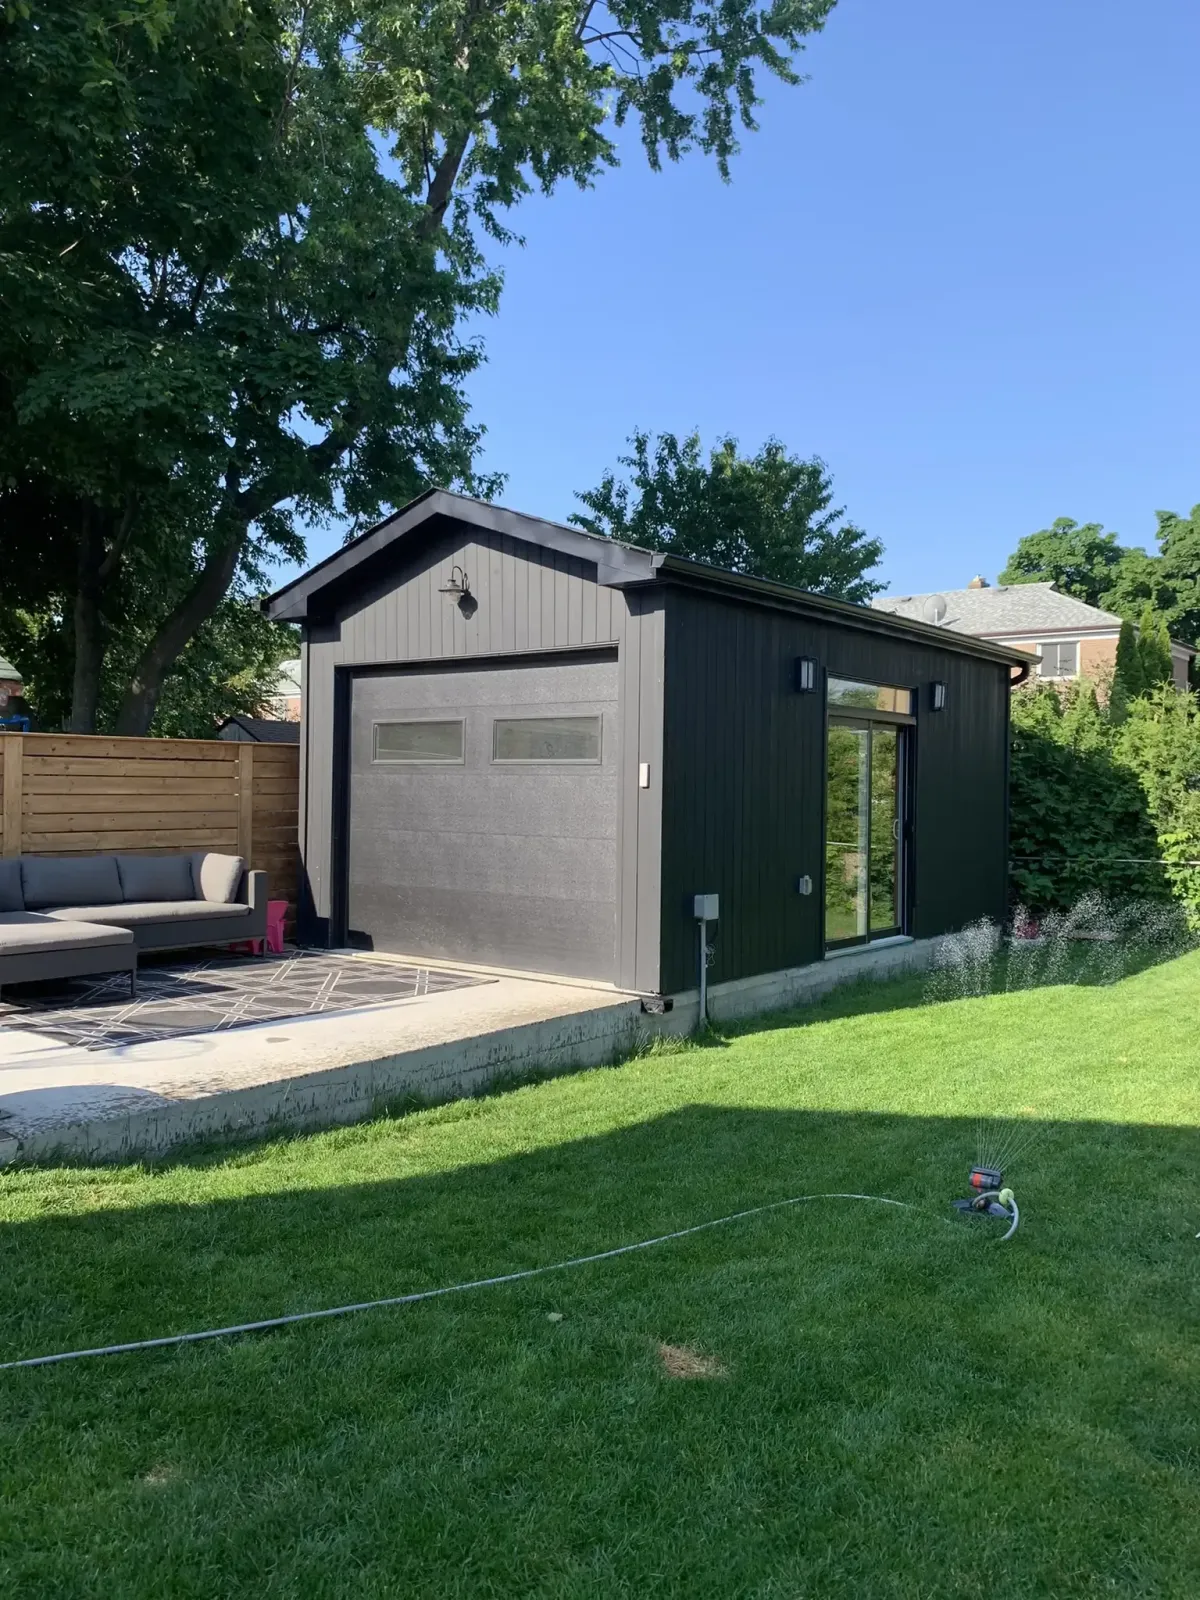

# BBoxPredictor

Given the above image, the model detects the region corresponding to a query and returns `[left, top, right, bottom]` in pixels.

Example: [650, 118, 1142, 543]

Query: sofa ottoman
[0, 913, 137, 1000]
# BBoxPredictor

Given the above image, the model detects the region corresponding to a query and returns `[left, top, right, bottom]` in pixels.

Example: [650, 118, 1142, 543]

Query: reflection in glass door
[825, 720, 904, 946]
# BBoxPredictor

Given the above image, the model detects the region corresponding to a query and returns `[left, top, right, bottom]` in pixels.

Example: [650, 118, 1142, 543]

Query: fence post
[237, 744, 254, 865]
[1, 734, 23, 857]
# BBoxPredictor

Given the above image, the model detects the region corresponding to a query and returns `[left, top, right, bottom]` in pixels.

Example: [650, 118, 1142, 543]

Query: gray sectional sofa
[0, 852, 267, 998]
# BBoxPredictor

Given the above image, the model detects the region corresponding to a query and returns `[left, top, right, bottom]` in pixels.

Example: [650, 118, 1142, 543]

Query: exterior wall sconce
[930, 681, 947, 711]
[794, 656, 819, 693]
[438, 564, 477, 619]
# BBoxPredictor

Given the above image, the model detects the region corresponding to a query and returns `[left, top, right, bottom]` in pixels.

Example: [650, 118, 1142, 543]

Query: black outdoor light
[438, 564, 477, 619]
[930, 681, 947, 712]
[794, 656, 819, 693]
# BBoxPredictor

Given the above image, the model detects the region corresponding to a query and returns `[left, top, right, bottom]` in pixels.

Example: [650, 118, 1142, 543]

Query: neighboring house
[872, 579, 1193, 690]
[268, 658, 302, 721]
[265, 489, 1029, 997]
[217, 716, 301, 744]
[0, 655, 22, 708]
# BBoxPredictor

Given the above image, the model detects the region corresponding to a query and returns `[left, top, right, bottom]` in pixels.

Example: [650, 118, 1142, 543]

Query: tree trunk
[114, 521, 248, 735]
[68, 506, 107, 733]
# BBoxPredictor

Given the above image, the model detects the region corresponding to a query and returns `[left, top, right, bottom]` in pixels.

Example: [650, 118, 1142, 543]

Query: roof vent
[967, 575, 990, 589]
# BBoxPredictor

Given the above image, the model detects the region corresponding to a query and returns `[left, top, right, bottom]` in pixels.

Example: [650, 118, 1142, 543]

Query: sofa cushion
[21, 854, 123, 910]
[0, 912, 133, 956]
[190, 851, 245, 904]
[0, 859, 23, 913]
[116, 853, 195, 903]
[43, 900, 250, 926]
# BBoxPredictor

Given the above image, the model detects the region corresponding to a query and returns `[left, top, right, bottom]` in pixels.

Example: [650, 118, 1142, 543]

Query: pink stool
[231, 899, 288, 957]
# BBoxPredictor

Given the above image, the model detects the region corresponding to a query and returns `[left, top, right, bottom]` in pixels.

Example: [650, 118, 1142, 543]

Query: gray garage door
[346, 654, 619, 980]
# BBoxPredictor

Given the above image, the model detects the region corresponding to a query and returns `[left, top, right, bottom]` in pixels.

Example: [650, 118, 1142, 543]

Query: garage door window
[492, 715, 602, 763]
[373, 719, 464, 762]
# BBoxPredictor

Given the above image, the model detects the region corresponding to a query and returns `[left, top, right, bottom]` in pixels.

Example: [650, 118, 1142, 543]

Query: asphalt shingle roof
[870, 582, 1124, 636]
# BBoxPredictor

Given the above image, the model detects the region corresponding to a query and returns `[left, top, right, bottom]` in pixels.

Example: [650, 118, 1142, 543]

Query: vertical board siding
[659, 590, 1010, 994]
[301, 520, 629, 933]
[0, 733, 300, 917]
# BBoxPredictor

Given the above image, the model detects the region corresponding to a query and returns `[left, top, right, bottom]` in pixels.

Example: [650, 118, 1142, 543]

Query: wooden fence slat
[237, 746, 254, 864]
[25, 792, 240, 817]
[25, 808, 244, 836]
[24, 775, 238, 797]
[20, 734, 237, 760]
[30, 828, 241, 853]
[2, 735, 23, 857]
[24, 757, 243, 780]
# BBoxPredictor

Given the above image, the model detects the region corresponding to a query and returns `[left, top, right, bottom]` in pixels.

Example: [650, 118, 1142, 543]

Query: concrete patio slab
[0, 933, 944, 1167]
[0, 959, 680, 1165]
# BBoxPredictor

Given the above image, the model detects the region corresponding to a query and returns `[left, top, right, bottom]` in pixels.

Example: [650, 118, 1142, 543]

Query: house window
[373, 720, 464, 762]
[1038, 642, 1079, 679]
[492, 715, 602, 763]
[827, 678, 914, 716]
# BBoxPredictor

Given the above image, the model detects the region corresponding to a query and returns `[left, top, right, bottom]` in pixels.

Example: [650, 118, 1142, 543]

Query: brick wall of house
[1079, 636, 1119, 682]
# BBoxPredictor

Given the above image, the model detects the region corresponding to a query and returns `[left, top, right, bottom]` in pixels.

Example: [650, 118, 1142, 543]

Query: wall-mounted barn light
[438, 564, 477, 619]
[794, 656, 819, 693]
[930, 681, 947, 712]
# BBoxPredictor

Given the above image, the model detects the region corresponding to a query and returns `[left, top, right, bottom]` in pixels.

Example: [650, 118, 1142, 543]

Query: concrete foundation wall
[4, 937, 944, 1166]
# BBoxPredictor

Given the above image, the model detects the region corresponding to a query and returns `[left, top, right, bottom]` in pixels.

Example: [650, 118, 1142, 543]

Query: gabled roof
[264, 490, 1034, 668]
[871, 582, 1124, 636]
[263, 489, 655, 622]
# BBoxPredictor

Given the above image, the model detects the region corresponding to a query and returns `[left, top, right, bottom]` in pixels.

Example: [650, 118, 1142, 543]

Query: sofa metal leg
[130, 965, 138, 999]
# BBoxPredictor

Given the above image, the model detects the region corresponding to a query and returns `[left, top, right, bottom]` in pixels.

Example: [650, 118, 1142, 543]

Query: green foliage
[1115, 687, 1200, 928]
[998, 518, 1126, 608]
[0, 592, 296, 737]
[1009, 683, 1164, 913]
[572, 431, 882, 602]
[1113, 617, 1144, 705]
[3, 1, 837, 733]
[1136, 605, 1173, 688]
[1009, 679, 1200, 926]
[999, 506, 1200, 654]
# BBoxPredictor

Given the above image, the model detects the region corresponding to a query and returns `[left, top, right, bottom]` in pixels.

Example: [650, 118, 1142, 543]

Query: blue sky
[297, 0, 1200, 598]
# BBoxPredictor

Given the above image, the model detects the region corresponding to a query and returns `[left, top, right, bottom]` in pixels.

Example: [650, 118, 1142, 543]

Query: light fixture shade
[930, 681, 947, 711]
[794, 656, 819, 693]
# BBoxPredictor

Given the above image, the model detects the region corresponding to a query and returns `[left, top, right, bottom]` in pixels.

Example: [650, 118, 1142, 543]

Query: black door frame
[823, 705, 915, 952]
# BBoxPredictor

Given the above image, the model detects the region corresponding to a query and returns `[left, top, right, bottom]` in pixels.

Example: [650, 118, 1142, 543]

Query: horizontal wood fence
[0, 733, 299, 919]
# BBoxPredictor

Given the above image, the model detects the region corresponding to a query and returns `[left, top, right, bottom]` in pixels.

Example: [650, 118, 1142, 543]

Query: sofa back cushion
[21, 854, 123, 910]
[0, 858, 23, 912]
[190, 851, 245, 904]
[115, 853, 196, 903]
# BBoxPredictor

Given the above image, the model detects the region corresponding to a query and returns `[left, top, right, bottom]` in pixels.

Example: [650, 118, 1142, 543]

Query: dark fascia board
[653, 555, 1039, 668]
[262, 489, 657, 621]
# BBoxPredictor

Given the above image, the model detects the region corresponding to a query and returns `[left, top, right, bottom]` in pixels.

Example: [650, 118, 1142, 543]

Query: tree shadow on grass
[1, 1103, 1197, 1598]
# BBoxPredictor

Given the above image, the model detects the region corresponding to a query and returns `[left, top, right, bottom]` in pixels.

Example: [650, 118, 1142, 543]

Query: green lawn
[2, 953, 1199, 1599]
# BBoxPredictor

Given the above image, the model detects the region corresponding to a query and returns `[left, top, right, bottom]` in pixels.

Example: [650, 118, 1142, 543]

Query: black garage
[266, 491, 1030, 997]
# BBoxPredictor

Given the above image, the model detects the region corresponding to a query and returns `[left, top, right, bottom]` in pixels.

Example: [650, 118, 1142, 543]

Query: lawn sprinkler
[953, 1167, 1020, 1241]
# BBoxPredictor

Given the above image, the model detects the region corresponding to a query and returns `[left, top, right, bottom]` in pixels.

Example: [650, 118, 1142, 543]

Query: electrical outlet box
[693, 893, 719, 921]
[796, 874, 813, 896]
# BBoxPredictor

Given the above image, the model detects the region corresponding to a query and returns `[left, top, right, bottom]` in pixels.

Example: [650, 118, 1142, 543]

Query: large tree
[1, 0, 837, 733]
[999, 508, 1200, 656]
[998, 518, 1129, 610]
[572, 430, 882, 601]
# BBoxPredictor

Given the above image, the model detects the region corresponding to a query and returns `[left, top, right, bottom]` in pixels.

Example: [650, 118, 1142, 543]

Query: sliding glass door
[825, 715, 906, 948]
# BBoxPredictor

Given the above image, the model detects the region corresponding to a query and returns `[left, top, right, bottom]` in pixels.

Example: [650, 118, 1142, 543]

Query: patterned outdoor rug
[0, 951, 495, 1050]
